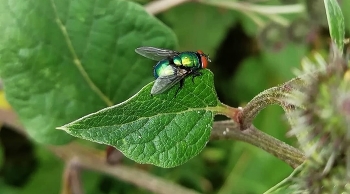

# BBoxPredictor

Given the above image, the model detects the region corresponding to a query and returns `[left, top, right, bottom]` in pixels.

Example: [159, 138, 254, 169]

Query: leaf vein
[49, 0, 113, 106]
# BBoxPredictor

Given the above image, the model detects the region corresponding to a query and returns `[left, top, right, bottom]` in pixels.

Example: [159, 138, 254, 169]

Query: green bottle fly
[135, 47, 211, 95]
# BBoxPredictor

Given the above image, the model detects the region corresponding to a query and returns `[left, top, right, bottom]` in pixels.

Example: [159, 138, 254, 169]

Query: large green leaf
[59, 70, 222, 168]
[323, 0, 345, 52]
[0, 0, 176, 144]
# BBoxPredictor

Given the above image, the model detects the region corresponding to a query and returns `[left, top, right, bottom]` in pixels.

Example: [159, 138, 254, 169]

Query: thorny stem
[211, 120, 305, 168]
[239, 77, 305, 130]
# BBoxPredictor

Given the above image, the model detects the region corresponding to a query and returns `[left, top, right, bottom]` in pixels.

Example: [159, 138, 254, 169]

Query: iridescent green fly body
[135, 47, 211, 95]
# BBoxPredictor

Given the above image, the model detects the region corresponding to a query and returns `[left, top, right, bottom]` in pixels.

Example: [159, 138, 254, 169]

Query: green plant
[0, 0, 348, 193]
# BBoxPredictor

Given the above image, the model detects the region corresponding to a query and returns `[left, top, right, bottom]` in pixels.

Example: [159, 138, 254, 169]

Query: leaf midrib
[63, 105, 219, 131]
[49, 0, 113, 107]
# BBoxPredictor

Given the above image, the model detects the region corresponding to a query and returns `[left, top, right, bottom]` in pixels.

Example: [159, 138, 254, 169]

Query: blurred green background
[1, 0, 349, 193]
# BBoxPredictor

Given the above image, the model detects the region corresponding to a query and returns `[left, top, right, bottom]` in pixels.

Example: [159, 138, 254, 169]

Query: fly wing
[151, 68, 188, 95]
[135, 47, 180, 61]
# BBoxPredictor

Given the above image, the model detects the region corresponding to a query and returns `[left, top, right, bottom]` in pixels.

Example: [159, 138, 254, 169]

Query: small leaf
[324, 0, 345, 52]
[59, 70, 221, 168]
[0, 0, 176, 144]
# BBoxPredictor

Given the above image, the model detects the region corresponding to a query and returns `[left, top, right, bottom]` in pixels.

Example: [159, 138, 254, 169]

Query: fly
[135, 46, 211, 95]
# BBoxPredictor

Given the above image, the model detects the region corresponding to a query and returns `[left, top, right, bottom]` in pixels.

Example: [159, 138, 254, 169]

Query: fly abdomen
[153, 60, 176, 78]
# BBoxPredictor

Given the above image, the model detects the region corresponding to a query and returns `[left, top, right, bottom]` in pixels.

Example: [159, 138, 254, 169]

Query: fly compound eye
[197, 50, 210, 68]
[200, 55, 208, 69]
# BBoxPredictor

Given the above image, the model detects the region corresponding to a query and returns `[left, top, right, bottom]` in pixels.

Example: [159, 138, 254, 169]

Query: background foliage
[0, 0, 348, 193]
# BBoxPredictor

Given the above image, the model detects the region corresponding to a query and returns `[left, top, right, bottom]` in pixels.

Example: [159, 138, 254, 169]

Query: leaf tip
[56, 126, 67, 131]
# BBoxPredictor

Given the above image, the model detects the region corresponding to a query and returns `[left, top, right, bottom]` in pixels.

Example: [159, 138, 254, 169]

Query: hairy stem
[211, 120, 305, 168]
[239, 77, 304, 130]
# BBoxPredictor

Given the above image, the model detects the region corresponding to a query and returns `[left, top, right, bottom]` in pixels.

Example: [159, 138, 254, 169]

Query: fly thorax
[174, 52, 201, 68]
[153, 60, 175, 78]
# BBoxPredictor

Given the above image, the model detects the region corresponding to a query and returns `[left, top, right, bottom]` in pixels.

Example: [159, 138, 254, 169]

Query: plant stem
[211, 120, 305, 168]
[198, 0, 303, 26]
[263, 163, 304, 194]
[199, 0, 305, 15]
[49, 143, 200, 194]
[145, 0, 191, 15]
[239, 77, 304, 130]
[1, 113, 199, 194]
[61, 159, 84, 194]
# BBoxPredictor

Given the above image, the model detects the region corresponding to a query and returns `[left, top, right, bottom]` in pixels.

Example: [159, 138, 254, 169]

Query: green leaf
[0, 0, 176, 144]
[59, 70, 221, 168]
[341, 0, 350, 33]
[323, 0, 345, 52]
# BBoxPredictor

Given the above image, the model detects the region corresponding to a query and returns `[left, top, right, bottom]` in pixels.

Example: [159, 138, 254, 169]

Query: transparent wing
[151, 69, 188, 95]
[135, 47, 180, 61]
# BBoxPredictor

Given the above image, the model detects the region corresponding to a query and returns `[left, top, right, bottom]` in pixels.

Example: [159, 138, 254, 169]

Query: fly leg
[174, 78, 184, 98]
